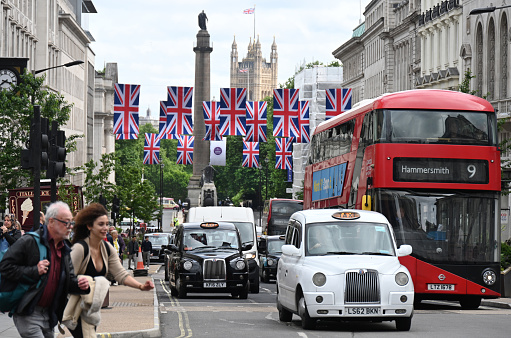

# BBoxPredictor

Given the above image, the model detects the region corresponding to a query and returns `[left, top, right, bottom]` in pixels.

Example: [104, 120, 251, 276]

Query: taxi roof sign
[332, 211, 360, 220]
[200, 222, 219, 229]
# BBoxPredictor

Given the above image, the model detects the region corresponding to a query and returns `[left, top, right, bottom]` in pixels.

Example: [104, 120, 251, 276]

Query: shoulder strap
[102, 240, 111, 256]
[77, 239, 89, 258]
[26, 232, 47, 261]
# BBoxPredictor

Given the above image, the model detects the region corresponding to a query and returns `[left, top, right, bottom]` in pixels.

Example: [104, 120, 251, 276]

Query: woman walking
[67, 203, 154, 337]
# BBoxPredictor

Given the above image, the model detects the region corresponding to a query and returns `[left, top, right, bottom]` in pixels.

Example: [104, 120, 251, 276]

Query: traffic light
[99, 194, 107, 208]
[46, 121, 66, 179]
[112, 195, 120, 220]
[40, 117, 49, 171]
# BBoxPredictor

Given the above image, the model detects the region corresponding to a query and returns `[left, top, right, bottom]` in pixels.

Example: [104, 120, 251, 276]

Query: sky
[86, 0, 370, 118]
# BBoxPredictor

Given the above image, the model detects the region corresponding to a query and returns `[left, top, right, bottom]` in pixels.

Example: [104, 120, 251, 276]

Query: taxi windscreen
[183, 229, 239, 250]
[306, 222, 395, 256]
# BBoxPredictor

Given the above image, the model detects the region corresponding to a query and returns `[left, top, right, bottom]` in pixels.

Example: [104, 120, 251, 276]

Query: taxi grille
[344, 269, 380, 304]
[203, 259, 226, 280]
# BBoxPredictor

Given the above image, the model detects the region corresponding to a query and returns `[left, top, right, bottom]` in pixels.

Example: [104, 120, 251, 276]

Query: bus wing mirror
[362, 195, 371, 210]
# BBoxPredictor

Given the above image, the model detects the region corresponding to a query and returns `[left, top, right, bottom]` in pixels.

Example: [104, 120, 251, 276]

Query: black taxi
[166, 222, 251, 299]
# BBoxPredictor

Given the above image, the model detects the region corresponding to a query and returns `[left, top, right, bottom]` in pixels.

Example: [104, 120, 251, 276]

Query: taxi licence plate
[204, 282, 226, 288]
[346, 307, 380, 315]
[427, 284, 455, 291]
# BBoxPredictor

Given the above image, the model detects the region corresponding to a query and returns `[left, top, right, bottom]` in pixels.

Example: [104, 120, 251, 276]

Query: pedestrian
[30, 211, 46, 232]
[141, 236, 152, 268]
[0, 202, 90, 338]
[106, 225, 114, 245]
[67, 203, 154, 337]
[15, 220, 25, 236]
[126, 235, 139, 270]
[0, 214, 22, 260]
[111, 230, 125, 262]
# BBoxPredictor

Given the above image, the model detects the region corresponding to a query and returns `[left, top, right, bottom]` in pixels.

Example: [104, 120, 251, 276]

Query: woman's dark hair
[72, 203, 108, 244]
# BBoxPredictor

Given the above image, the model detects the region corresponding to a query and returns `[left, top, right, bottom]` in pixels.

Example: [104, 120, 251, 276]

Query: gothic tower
[230, 36, 278, 101]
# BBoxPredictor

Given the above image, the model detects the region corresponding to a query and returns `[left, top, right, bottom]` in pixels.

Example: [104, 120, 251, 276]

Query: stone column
[187, 29, 213, 207]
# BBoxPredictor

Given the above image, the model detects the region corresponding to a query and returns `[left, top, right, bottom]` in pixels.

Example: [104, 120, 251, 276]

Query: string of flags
[113, 84, 352, 169]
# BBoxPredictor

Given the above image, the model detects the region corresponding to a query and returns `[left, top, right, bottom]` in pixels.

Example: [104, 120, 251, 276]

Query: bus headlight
[183, 261, 193, 271]
[395, 272, 409, 286]
[482, 269, 497, 286]
[312, 273, 326, 287]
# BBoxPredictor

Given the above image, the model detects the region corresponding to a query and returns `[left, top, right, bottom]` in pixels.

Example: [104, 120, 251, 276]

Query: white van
[187, 206, 259, 293]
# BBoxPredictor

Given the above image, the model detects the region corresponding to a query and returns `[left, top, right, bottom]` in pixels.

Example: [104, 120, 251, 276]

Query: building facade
[230, 36, 278, 101]
[0, 0, 117, 190]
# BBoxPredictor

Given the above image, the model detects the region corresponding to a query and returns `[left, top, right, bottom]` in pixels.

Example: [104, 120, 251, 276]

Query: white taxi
[276, 209, 414, 331]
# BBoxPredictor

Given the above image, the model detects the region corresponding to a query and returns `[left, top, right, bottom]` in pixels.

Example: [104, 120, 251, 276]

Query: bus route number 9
[467, 164, 476, 178]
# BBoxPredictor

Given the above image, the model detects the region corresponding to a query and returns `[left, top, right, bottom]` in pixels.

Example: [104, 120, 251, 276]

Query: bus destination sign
[393, 158, 489, 184]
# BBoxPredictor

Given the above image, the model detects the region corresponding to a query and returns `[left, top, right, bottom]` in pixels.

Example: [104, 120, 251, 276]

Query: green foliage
[458, 69, 477, 95]
[82, 152, 117, 204]
[0, 71, 75, 206]
[502, 241, 511, 270]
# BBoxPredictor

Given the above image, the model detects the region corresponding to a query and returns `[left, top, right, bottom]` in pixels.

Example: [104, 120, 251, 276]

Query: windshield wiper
[322, 251, 356, 255]
[360, 251, 393, 256]
[191, 246, 217, 251]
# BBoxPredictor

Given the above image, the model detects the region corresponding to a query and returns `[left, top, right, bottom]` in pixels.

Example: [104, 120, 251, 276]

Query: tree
[81, 152, 117, 205]
[0, 71, 74, 206]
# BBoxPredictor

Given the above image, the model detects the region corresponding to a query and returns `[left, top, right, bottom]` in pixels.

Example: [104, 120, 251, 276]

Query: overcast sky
[87, 1, 370, 118]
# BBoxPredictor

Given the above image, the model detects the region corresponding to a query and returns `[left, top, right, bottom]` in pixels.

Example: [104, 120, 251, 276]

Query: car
[258, 235, 285, 283]
[166, 222, 251, 299]
[277, 209, 414, 331]
[144, 233, 172, 262]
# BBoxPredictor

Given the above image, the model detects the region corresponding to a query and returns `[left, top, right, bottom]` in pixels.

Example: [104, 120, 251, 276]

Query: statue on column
[198, 10, 208, 30]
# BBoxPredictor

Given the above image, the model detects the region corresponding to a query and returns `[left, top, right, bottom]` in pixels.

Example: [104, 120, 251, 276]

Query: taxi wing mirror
[281, 244, 300, 257]
[241, 243, 253, 251]
[397, 244, 412, 257]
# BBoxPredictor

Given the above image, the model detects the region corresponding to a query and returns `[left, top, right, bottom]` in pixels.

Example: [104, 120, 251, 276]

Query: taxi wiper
[323, 251, 356, 255]
[360, 251, 393, 256]
[192, 246, 217, 251]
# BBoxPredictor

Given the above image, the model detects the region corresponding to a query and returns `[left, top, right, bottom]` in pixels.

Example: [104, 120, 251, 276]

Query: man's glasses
[53, 218, 74, 228]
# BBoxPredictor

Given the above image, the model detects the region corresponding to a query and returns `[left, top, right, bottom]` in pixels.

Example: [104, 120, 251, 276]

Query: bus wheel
[459, 296, 481, 309]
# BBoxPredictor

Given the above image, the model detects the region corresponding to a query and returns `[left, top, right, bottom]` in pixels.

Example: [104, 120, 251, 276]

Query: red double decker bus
[304, 89, 501, 309]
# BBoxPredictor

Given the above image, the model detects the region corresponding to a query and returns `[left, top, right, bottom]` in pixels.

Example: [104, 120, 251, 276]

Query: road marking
[297, 333, 308, 338]
[159, 279, 193, 337]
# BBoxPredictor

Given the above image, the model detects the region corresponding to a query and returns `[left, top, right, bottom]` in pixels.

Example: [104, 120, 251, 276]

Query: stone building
[0, 0, 98, 186]
[230, 36, 278, 101]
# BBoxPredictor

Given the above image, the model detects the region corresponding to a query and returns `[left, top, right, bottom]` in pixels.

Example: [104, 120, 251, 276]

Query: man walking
[127, 235, 139, 270]
[0, 201, 89, 337]
[141, 236, 152, 268]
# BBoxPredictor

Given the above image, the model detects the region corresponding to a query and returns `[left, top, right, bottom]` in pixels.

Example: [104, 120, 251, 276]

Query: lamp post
[469, 4, 511, 15]
[264, 156, 269, 201]
[159, 162, 164, 232]
[258, 164, 263, 229]
[34, 60, 84, 74]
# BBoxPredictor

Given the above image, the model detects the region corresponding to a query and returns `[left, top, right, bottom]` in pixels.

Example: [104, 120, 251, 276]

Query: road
[152, 267, 511, 338]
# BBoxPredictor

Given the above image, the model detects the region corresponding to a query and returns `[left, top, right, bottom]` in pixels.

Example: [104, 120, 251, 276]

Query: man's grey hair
[45, 201, 71, 225]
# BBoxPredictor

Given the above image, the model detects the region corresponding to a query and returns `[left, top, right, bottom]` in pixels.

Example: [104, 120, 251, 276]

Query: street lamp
[469, 4, 511, 15]
[264, 156, 269, 201]
[159, 161, 164, 231]
[34, 60, 84, 74]
[258, 164, 263, 229]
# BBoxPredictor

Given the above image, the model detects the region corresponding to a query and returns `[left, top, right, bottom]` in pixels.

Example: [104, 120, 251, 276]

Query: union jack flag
[177, 135, 194, 165]
[113, 83, 140, 135]
[239, 68, 248, 73]
[243, 8, 255, 14]
[202, 101, 222, 141]
[275, 137, 293, 170]
[295, 101, 310, 143]
[245, 101, 267, 142]
[219, 88, 247, 136]
[143, 133, 160, 165]
[325, 88, 352, 120]
[157, 100, 172, 140]
[115, 133, 138, 140]
[242, 140, 259, 168]
[273, 88, 299, 138]
[166, 86, 194, 136]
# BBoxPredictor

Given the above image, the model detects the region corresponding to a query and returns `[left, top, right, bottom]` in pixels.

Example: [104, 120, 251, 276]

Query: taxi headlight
[183, 261, 193, 271]
[267, 259, 275, 266]
[235, 260, 246, 270]
[312, 272, 327, 287]
[244, 252, 256, 260]
[482, 268, 497, 286]
[395, 272, 409, 286]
